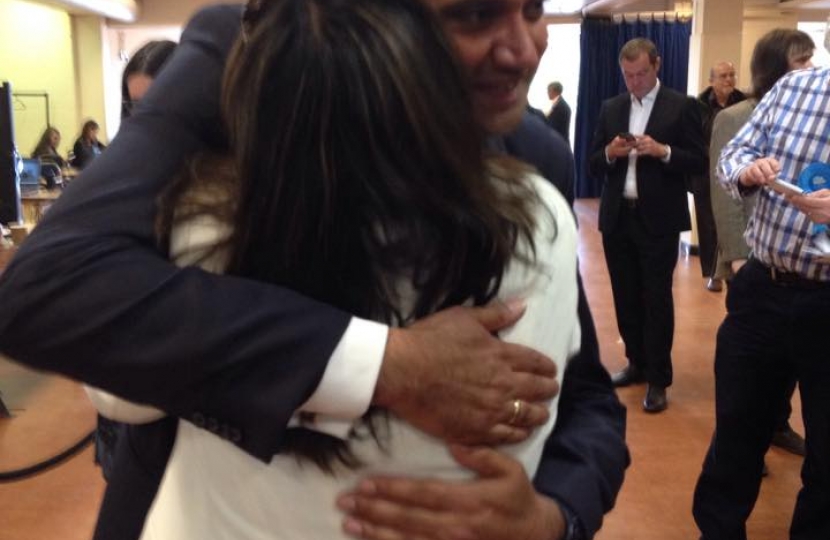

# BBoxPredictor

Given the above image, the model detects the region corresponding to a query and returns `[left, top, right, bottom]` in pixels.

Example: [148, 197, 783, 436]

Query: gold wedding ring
[508, 399, 523, 426]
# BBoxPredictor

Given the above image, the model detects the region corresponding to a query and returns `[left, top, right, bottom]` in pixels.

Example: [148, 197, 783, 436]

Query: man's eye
[525, 0, 545, 21]
[442, 2, 502, 28]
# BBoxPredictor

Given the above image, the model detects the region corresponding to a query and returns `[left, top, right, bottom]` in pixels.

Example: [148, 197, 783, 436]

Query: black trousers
[693, 259, 830, 540]
[602, 203, 679, 388]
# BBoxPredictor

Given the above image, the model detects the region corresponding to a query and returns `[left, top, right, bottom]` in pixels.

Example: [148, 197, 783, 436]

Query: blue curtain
[574, 16, 692, 198]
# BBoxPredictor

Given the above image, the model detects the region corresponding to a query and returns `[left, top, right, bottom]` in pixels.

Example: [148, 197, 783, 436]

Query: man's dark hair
[750, 28, 814, 101]
[619, 37, 660, 65]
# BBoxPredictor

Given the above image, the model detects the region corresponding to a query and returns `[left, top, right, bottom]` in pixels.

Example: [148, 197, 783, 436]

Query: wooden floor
[0, 199, 803, 540]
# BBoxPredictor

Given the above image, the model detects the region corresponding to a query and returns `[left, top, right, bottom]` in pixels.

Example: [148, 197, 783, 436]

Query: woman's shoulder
[522, 172, 577, 231]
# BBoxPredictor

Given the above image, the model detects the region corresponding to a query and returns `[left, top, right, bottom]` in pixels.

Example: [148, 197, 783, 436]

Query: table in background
[21, 188, 62, 225]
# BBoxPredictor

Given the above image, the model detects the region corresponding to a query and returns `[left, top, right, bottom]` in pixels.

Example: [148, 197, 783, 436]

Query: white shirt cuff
[299, 317, 387, 421]
[661, 144, 671, 163]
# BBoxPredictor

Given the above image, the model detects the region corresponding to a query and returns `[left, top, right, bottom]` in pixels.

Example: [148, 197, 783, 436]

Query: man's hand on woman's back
[376, 301, 558, 446]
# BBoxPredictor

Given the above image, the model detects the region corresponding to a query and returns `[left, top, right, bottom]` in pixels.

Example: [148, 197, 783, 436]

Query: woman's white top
[96, 173, 581, 540]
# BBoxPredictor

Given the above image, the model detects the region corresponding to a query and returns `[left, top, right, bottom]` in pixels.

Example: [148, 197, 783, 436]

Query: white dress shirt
[623, 80, 662, 200]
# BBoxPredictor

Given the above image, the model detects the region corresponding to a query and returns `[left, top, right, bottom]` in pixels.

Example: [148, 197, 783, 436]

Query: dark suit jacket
[589, 86, 706, 235]
[503, 113, 574, 206]
[546, 98, 572, 142]
[0, 5, 627, 539]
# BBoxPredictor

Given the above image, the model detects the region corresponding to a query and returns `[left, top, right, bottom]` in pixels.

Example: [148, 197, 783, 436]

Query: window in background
[797, 21, 830, 67]
[529, 23, 581, 144]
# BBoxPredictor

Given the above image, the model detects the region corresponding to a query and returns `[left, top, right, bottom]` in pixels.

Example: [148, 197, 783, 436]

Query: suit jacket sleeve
[0, 5, 350, 462]
[533, 275, 629, 538]
[504, 113, 574, 205]
[588, 100, 624, 181]
[664, 95, 707, 176]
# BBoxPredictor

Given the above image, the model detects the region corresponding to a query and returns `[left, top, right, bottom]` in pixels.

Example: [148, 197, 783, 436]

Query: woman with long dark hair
[72, 119, 107, 169]
[32, 126, 66, 168]
[88, 0, 579, 537]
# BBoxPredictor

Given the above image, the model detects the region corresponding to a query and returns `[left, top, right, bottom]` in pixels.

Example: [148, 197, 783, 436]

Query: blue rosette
[798, 162, 830, 241]
[798, 162, 830, 193]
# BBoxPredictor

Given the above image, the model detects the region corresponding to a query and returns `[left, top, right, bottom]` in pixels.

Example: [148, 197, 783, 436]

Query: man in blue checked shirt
[692, 66, 830, 540]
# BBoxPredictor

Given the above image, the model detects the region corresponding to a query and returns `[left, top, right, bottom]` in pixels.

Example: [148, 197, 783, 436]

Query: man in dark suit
[0, 2, 627, 540]
[504, 112, 575, 206]
[546, 81, 572, 142]
[589, 38, 706, 413]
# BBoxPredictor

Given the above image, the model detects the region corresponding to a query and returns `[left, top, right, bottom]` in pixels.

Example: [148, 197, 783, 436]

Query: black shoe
[771, 426, 806, 456]
[706, 278, 723, 292]
[611, 365, 646, 387]
[643, 384, 668, 413]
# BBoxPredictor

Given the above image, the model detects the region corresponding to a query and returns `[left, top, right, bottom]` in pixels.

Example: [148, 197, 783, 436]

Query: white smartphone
[769, 179, 805, 197]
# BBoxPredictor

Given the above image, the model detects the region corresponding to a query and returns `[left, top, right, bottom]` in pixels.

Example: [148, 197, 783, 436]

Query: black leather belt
[749, 258, 830, 289]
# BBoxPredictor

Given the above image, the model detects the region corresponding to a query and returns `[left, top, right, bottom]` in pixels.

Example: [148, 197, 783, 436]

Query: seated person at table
[72, 120, 107, 169]
[31, 126, 66, 168]
[85, 0, 580, 537]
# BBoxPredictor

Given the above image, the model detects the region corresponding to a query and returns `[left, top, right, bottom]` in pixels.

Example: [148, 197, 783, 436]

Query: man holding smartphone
[589, 38, 706, 413]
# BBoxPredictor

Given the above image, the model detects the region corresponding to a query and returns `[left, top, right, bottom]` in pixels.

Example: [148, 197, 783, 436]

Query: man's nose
[492, 17, 545, 69]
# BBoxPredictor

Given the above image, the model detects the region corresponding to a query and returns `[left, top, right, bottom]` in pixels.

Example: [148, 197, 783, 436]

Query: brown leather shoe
[611, 365, 646, 387]
[706, 278, 723, 292]
[643, 385, 667, 413]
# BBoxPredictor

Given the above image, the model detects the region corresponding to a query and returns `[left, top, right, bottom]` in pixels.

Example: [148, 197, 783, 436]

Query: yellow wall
[0, 0, 80, 158]
[73, 15, 108, 143]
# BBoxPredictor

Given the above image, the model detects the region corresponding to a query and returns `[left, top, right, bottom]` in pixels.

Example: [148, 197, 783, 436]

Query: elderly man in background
[693, 61, 747, 292]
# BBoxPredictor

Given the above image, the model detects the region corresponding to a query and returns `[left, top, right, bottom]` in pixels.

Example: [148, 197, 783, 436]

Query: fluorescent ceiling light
[544, 0, 585, 14]
[58, 0, 138, 22]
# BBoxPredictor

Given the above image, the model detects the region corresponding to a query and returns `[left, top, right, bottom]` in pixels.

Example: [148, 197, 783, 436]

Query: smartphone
[618, 132, 636, 143]
[769, 179, 805, 197]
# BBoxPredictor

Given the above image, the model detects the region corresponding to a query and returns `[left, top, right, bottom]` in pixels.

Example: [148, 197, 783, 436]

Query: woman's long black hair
[160, 0, 540, 472]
